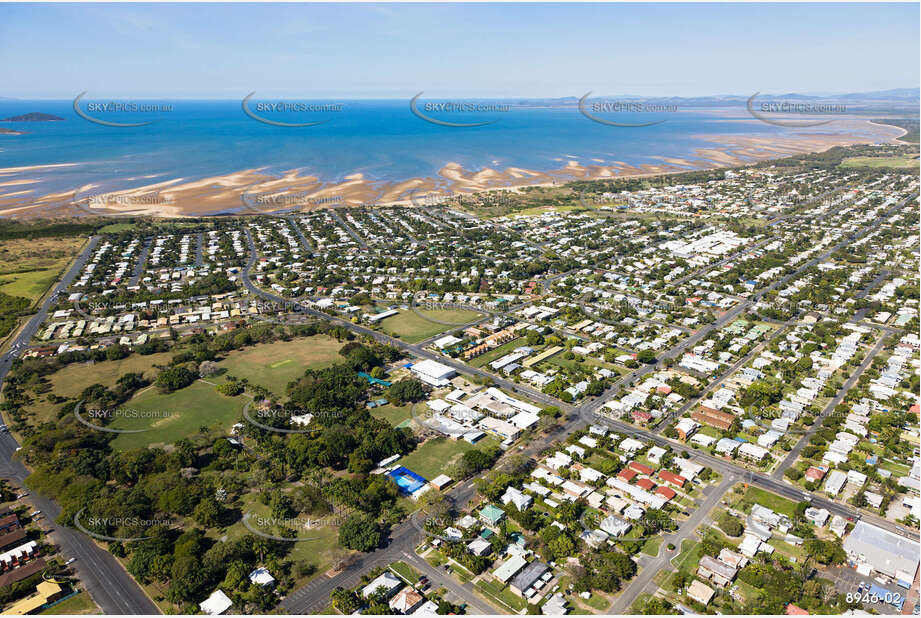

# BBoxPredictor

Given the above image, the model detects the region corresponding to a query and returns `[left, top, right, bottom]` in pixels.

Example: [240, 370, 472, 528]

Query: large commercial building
[842, 521, 919, 586]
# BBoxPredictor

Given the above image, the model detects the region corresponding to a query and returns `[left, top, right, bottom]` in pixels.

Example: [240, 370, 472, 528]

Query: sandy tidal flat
[0, 118, 905, 219]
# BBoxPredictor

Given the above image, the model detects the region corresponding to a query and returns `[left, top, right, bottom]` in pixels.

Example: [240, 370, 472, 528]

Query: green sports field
[108, 380, 247, 450]
[380, 309, 483, 343]
[214, 335, 345, 394]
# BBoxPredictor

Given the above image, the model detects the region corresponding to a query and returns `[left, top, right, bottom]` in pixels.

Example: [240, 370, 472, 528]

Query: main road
[0, 235, 160, 615]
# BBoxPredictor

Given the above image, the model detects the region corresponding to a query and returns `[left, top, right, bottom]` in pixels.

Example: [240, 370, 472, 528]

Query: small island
[0, 112, 64, 122]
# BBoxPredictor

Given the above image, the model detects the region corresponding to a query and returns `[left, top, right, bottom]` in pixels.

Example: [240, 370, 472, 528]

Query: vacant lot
[216, 335, 345, 394]
[396, 435, 500, 480]
[108, 380, 246, 450]
[734, 485, 798, 518]
[371, 403, 412, 428]
[467, 337, 530, 368]
[0, 236, 86, 304]
[381, 309, 479, 343]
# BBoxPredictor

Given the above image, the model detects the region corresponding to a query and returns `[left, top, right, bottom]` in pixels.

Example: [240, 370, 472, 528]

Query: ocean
[0, 98, 885, 202]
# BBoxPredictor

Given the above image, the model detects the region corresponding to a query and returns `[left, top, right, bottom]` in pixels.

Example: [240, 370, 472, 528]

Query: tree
[385, 379, 426, 404]
[718, 512, 743, 537]
[338, 513, 383, 551]
[155, 366, 197, 392]
[198, 360, 220, 377]
[637, 350, 656, 364]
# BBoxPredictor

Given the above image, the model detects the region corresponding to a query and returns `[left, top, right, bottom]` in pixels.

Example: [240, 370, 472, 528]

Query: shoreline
[0, 117, 908, 219]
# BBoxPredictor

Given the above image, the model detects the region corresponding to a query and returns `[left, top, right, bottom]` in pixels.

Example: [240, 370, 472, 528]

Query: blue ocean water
[0, 98, 870, 200]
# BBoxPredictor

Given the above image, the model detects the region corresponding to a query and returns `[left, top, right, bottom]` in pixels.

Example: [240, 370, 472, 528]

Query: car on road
[65, 558, 76, 565]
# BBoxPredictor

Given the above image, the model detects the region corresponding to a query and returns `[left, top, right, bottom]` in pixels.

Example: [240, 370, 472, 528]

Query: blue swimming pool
[388, 466, 427, 495]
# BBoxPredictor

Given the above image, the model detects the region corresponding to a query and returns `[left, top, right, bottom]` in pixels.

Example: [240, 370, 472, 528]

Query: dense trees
[338, 513, 384, 552]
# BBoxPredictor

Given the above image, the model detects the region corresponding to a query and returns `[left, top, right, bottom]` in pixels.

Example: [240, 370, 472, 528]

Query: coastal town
[0, 140, 918, 617]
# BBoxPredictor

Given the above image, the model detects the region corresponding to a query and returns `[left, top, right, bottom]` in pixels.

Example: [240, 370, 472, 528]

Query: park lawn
[467, 337, 530, 369]
[96, 223, 138, 233]
[396, 435, 500, 480]
[108, 380, 247, 450]
[737, 486, 798, 518]
[39, 592, 99, 615]
[379, 311, 456, 344]
[371, 404, 412, 428]
[221, 492, 348, 589]
[415, 308, 484, 325]
[475, 579, 527, 612]
[215, 336, 345, 394]
[22, 352, 174, 426]
[840, 155, 918, 169]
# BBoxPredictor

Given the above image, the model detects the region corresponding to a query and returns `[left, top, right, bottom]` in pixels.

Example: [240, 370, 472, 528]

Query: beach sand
[0, 117, 906, 219]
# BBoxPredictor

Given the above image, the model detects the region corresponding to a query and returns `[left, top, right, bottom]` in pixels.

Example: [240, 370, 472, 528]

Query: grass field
[475, 579, 527, 612]
[395, 435, 500, 480]
[215, 336, 345, 394]
[380, 309, 479, 343]
[21, 352, 174, 426]
[467, 337, 530, 368]
[0, 236, 86, 304]
[370, 403, 412, 428]
[734, 485, 798, 518]
[108, 380, 247, 450]
[840, 155, 919, 169]
[96, 223, 137, 233]
[39, 592, 99, 615]
[416, 307, 484, 325]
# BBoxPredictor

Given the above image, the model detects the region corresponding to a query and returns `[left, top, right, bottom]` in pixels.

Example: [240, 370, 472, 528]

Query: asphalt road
[0, 235, 160, 615]
[607, 475, 738, 613]
[774, 334, 887, 477]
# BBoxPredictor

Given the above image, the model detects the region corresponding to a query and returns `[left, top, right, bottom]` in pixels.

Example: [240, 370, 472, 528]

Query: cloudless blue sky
[1, 2, 917, 98]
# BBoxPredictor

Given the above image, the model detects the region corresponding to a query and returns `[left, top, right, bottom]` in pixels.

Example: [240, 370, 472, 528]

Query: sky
[0, 2, 918, 99]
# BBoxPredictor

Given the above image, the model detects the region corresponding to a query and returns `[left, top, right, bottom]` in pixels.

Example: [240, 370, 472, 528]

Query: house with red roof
[805, 466, 827, 482]
[631, 410, 653, 424]
[628, 461, 654, 476]
[658, 470, 687, 489]
[636, 478, 656, 492]
[617, 469, 637, 483]
[656, 486, 677, 501]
